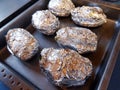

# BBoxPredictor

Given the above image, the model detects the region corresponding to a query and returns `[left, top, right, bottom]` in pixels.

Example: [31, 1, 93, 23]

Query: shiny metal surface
[0, 0, 30, 22]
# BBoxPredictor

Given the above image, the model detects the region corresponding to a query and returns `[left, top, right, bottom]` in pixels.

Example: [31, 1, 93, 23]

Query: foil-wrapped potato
[40, 48, 92, 87]
[6, 28, 39, 61]
[32, 10, 60, 35]
[48, 0, 75, 17]
[71, 6, 107, 27]
[55, 27, 97, 54]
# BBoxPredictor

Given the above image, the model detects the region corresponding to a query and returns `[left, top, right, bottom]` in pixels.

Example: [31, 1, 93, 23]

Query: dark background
[107, 52, 120, 90]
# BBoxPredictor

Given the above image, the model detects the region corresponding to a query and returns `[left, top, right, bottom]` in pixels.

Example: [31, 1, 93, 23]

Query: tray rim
[77, 0, 120, 9]
[96, 25, 120, 90]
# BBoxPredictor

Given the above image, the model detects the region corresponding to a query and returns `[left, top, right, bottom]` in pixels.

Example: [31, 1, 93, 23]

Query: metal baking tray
[0, 0, 120, 90]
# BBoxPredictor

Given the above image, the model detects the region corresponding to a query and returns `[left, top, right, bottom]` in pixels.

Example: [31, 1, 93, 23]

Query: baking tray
[0, 0, 120, 90]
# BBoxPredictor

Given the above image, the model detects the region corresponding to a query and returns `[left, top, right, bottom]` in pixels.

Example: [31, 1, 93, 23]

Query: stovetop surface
[0, 0, 30, 23]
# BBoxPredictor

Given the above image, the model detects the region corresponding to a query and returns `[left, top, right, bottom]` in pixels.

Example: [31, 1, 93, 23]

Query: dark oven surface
[0, 0, 120, 90]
